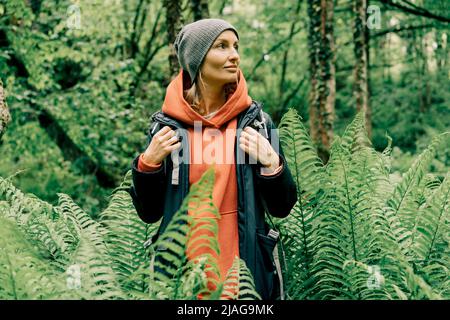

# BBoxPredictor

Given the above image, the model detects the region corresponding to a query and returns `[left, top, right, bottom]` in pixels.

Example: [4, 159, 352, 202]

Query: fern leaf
[99, 170, 154, 293]
[220, 257, 261, 300]
[150, 168, 221, 300]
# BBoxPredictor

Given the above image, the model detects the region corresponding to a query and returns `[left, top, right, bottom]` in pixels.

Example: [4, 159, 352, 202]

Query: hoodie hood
[162, 69, 252, 128]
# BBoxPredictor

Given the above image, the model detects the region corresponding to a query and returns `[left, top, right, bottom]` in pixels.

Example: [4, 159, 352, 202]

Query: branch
[218, 0, 229, 15]
[338, 23, 444, 48]
[279, 0, 303, 100]
[378, 0, 450, 23]
[400, 0, 431, 14]
[247, 27, 303, 82]
[129, 0, 146, 58]
[134, 41, 166, 90]
[132, 6, 166, 92]
[337, 56, 416, 72]
[142, 4, 164, 63]
[283, 76, 306, 110]
[1, 29, 118, 187]
[29, 100, 117, 188]
[136, 0, 152, 49]
[371, 23, 436, 38]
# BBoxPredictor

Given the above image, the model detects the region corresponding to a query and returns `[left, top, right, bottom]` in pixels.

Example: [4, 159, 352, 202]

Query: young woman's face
[200, 30, 240, 86]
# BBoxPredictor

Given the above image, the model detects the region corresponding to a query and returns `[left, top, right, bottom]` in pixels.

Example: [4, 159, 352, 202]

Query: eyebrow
[215, 38, 239, 43]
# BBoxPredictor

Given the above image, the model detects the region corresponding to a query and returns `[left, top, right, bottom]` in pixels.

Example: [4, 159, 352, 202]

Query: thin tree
[0, 79, 11, 143]
[164, 0, 184, 80]
[273, 0, 303, 124]
[353, 0, 372, 137]
[379, 0, 450, 24]
[190, 0, 210, 21]
[307, 0, 336, 163]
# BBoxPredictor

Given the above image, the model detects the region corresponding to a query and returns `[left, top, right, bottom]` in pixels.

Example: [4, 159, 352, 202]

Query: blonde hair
[184, 68, 239, 116]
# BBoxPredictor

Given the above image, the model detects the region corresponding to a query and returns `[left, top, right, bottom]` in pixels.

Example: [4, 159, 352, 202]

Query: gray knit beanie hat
[174, 18, 239, 83]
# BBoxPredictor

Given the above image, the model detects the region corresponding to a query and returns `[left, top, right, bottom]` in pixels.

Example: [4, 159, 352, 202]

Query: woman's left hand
[239, 126, 280, 172]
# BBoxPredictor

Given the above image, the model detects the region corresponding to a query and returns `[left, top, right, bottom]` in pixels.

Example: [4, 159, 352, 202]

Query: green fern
[411, 174, 449, 261]
[66, 233, 126, 299]
[99, 170, 155, 294]
[277, 108, 448, 300]
[411, 174, 449, 298]
[0, 110, 448, 300]
[385, 133, 449, 253]
[277, 108, 324, 298]
[0, 177, 78, 269]
[220, 256, 261, 300]
[0, 217, 74, 299]
[55, 193, 126, 299]
[149, 167, 222, 299]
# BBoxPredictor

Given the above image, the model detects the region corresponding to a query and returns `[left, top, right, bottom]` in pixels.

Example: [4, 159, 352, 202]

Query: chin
[208, 71, 238, 86]
[224, 72, 239, 81]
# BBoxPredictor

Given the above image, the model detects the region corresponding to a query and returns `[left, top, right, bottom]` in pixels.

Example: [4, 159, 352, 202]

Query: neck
[199, 82, 226, 115]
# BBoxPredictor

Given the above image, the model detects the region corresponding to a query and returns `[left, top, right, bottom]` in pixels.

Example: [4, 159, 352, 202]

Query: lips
[225, 65, 238, 69]
[225, 66, 238, 72]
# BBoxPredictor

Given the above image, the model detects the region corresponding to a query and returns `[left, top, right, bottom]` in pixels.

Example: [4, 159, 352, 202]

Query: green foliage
[1, 109, 448, 300]
[1, 0, 448, 220]
[0, 0, 448, 301]
[275, 108, 449, 299]
[221, 257, 262, 300]
[0, 167, 260, 300]
[0, 118, 111, 216]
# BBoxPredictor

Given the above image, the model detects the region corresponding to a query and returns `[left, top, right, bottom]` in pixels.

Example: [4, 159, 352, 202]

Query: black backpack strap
[250, 101, 269, 139]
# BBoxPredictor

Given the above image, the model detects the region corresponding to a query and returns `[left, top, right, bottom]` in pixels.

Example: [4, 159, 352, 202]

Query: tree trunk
[164, 0, 184, 81]
[353, 0, 372, 137]
[307, 0, 335, 163]
[190, 0, 210, 21]
[29, 100, 117, 188]
[416, 30, 430, 113]
[274, 0, 303, 124]
[0, 78, 11, 143]
[436, 30, 447, 72]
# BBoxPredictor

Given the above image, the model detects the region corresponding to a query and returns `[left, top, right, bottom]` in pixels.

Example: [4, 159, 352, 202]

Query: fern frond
[278, 108, 325, 298]
[57, 193, 108, 254]
[339, 110, 372, 153]
[220, 257, 261, 300]
[412, 174, 449, 261]
[67, 234, 126, 300]
[150, 168, 221, 300]
[0, 176, 54, 223]
[99, 170, 154, 293]
[385, 133, 449, 252]
[0, 177, 78, 268]
[0, 217, 75, 299]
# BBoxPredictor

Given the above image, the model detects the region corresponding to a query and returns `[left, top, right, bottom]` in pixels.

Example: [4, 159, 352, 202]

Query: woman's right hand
[142, 126, 181, 165]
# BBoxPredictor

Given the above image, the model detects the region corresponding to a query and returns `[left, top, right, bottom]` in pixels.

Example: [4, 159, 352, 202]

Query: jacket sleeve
[129, 124, 167, 224]
[254, 113, 298, 218]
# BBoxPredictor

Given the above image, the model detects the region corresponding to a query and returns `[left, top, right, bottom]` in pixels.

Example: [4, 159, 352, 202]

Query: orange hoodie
[137, 69, 280, 298]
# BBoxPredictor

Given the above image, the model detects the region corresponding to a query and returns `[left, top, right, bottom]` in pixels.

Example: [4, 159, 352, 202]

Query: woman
[130, 18, 297, 300]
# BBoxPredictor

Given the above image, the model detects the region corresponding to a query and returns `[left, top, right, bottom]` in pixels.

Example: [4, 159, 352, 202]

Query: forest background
[0, 0, 448, 215]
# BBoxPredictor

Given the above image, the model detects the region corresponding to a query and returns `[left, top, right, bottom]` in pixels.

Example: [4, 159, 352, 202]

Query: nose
[229, 48, 239, 64]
